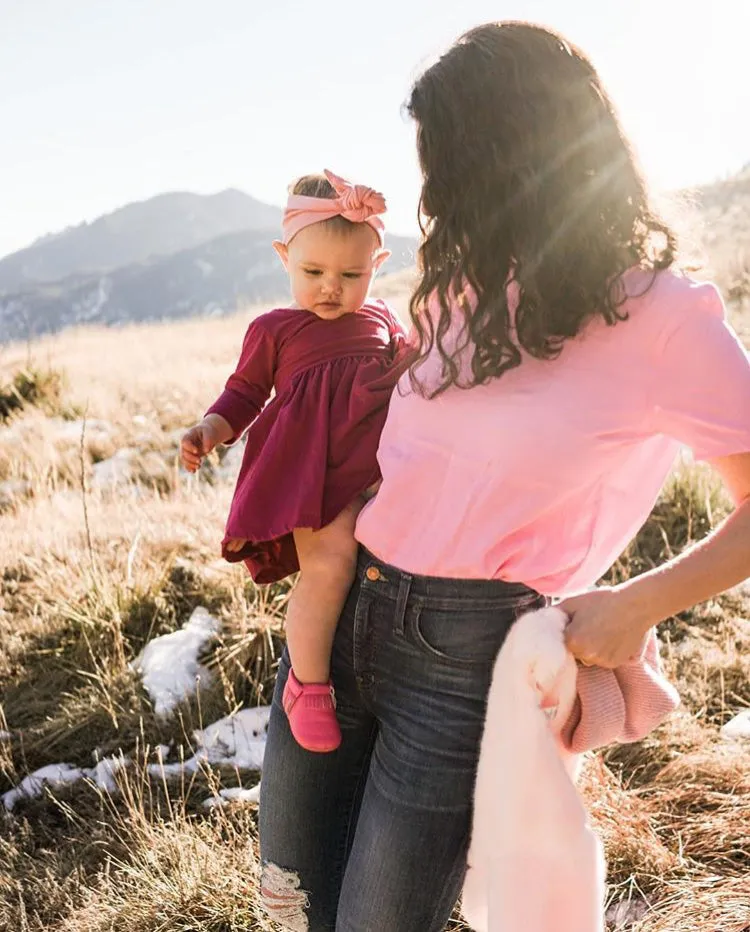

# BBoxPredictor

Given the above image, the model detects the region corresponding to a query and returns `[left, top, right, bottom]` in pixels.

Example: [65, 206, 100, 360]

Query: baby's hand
[225, 538, 247, 553]
[180, 421, 221, 473]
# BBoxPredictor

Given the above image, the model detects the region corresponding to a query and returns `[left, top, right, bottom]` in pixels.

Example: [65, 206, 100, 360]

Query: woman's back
[357, 268, 750, 594]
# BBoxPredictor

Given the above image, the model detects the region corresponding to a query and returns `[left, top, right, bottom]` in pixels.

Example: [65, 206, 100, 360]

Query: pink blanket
[462, 606, 679, 932]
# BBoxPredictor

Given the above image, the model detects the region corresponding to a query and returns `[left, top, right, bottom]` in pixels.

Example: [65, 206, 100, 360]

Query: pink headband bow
[281, 169, 386, 246]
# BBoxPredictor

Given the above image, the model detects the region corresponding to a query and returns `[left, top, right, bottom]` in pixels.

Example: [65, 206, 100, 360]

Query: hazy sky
[2, 0, 748, 259]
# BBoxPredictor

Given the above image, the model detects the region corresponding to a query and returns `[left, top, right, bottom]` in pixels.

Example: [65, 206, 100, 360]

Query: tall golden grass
[1, 265, 749, 931]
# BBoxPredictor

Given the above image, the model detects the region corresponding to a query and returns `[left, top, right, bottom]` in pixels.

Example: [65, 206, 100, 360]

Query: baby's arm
[205, 317, 277, 442]
[180, 317, 276, 472]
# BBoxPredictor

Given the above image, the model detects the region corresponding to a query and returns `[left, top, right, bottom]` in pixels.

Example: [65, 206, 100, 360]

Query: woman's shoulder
[620, 266, 725, 326]
[614, 266, 727, 352]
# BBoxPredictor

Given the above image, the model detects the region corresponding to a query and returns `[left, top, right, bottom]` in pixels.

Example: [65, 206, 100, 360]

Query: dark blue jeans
[259, 548, 544, 931]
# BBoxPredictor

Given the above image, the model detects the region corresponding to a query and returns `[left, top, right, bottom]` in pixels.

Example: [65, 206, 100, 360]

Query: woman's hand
[562, 454, 750, 669]
[558, 587, 652, 669]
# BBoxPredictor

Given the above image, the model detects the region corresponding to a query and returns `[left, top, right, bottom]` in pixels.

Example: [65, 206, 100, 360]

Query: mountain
[0, 229, 418, 343]
[0, 189, 282, 294]
[6, 164, 745, 346]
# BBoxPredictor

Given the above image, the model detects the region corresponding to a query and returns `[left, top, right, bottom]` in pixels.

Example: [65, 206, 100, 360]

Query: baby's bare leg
[287, 499, 363, 684]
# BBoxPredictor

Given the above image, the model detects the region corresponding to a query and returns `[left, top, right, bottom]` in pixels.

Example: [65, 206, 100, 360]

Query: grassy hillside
[1, 266, 749, 930]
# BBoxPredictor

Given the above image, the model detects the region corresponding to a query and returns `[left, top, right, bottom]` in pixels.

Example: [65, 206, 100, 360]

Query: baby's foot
[282, 669, 342, 753]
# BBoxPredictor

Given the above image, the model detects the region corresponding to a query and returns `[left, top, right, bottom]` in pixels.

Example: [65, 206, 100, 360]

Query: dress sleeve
[382, 303, 412, 360]
[650, 282, 750, 461]
[205, 318, 276, 443]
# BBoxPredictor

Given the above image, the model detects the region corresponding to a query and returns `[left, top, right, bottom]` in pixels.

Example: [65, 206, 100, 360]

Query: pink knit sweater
[462, 607, 679, 932]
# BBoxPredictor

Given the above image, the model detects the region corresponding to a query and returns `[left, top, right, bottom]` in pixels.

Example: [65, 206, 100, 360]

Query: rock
[606, 895, 649, 927]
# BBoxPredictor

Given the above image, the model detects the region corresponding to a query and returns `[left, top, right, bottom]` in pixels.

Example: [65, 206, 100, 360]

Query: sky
[1, 0, 748, 259]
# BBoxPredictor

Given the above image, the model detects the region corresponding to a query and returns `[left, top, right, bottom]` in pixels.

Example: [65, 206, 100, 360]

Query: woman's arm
[561, 452, 750, 668]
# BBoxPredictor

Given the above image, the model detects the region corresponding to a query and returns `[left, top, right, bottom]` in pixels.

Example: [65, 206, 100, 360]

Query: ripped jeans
[258, 547, 544, 932]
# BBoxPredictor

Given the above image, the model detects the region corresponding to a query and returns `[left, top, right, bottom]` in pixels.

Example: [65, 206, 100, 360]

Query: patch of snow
[202, 783, 261, 809]
[3, 763, 87, 811]
[147, 757, 202, 778]
[146, 706, 271, 780]
[2, 754, 132, 811]
[721, 709, 750, 739]
[92, 448, 137, 488]
[71, 276, 112, 322]
[130, 606, 220, 717]
[194, 705, 270, 768]
[0, 730, 12, 740]
[91, 754, 129, 792]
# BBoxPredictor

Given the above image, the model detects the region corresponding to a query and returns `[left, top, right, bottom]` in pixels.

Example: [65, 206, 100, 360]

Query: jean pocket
[410, 605, 503, 667]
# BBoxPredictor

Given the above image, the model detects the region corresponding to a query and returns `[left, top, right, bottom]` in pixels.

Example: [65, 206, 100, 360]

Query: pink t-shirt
[355, 269, 750, 596]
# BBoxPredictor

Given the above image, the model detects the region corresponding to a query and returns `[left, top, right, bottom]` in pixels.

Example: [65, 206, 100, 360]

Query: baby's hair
[289, 174, 355, 236]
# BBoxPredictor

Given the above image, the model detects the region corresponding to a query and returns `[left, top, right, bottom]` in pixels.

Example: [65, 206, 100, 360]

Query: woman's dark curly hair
[406, 21, 677, 396]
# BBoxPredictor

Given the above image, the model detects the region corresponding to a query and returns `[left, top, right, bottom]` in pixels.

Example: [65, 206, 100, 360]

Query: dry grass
[0, 274, 749, 931]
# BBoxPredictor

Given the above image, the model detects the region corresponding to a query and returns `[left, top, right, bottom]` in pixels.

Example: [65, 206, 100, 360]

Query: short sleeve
[650, 282, 750, 461]
[205, 318, 276, 442]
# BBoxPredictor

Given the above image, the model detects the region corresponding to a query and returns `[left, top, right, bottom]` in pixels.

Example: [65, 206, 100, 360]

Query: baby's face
[275, 223, 388, 320]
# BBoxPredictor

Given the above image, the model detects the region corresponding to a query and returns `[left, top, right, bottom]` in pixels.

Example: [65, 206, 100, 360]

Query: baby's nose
[322, 277, 343, 295]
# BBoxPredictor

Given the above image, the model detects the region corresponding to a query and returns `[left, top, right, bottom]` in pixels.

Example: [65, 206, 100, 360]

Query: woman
[258, 21, 750, 932]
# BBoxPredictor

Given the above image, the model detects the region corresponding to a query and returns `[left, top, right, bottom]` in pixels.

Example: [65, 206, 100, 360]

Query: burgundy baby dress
[206, 299, 408, 583]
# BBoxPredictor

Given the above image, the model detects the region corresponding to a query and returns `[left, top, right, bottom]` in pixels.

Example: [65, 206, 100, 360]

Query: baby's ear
[272, 240, 289, 269]
[373, 248, 391, 272]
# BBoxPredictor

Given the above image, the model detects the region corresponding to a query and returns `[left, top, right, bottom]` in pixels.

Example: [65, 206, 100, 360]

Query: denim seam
[334, 722, 378, 911]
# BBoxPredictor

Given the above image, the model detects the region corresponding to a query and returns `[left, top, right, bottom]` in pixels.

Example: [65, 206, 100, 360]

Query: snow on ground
[92, 448, 137, 488]
[130, 605, 220, 717]
[3, 606, 270, 813]
[721, 709, 750, 739]
[2, 706, 271, 813]
[2, 755, 130, 811]
[147, 705, 271, 779]
[202, 783, 261, 809]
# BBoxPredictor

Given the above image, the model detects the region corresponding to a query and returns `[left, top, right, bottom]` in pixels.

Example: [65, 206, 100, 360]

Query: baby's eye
[343, 272, 363, 280]
[304, 269, 323, 276]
